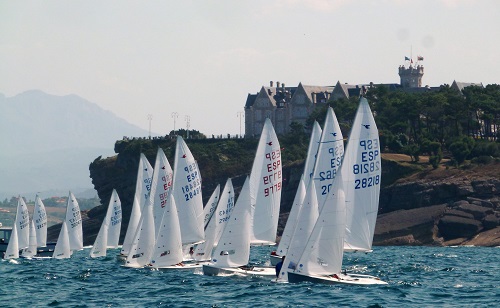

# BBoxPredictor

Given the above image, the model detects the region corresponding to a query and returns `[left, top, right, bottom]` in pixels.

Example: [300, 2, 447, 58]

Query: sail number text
[182, 162, 201, 201]
[319, 145, 344, 195]
[353, 138, 380, 190]
[263, 149, 282, 197]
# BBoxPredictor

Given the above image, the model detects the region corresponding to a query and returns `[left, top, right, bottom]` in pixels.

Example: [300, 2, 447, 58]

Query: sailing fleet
[2, 97, 386, 285]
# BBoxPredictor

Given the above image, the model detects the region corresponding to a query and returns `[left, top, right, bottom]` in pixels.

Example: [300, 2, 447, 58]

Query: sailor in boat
[275, 256, 285, 278]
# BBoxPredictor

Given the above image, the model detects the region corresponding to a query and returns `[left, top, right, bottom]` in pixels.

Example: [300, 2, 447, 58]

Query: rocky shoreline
[373, 158, 500, 247]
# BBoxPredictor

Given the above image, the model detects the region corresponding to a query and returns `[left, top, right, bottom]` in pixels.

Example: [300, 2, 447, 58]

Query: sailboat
[249, 118, 282, 246]
[33, 195, 48, 247]
[3, 196, 30, 260]
[270, 178, 306, 266]
[124, 190, 155, 268]
[53, 221, 71, 259]
[21, 220, 37, 258]
[343, 98, 382, 253]
[172, 136, 204, 247]
[122, 148, 173, 264]
[51, 191, 83, 259]
[203, 177, 275, 277]
[286, 97, 386, 285]
[3, 224, 19, 260]
[33, 195, 56, 256]
[194, 178, 234, 262]
[65, 191, 83, 252]
[16, 196, 30, 251]
[277, 180, 320, 282]
[150, 148, 174, 236]
[90, 189, 122, 258]
[148, 193, 199, 270]
[119, 153, 153, 260]
[270, 121, 322, 265]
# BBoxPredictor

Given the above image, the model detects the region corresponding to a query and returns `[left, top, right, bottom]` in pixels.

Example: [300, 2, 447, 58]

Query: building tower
[398, 62, 424, 88]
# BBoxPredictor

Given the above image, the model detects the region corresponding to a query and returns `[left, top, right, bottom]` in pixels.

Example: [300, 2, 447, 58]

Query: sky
[1, 0, 499, 137]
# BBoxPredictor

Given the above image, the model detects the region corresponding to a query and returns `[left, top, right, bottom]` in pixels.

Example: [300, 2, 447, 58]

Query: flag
[418, 56, 424, 61]
[405, 56, 410, 61]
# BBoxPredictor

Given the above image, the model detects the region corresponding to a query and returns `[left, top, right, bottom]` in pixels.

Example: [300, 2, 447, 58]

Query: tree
[449, 137, 475, 165]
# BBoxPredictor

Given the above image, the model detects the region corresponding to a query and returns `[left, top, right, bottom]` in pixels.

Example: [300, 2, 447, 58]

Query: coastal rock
[443, 209, 475, 220]
[471, 180, 497, 197]
[437, 215, 483, 240]
[374, 204, 446, 246]
[455, 203, 493, 220]
[482, 214, 500, 230]
[460, 226, 500, 247]
[467, 197, 496, 209]
[376, 161, 500, 247]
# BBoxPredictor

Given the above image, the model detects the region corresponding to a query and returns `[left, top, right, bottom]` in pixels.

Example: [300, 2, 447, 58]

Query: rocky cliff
[374, 156, 500, 247]
[49, 140, 500, 248]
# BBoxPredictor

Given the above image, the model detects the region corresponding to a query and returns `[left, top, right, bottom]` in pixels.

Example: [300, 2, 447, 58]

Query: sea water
[1, 246, 499, 307]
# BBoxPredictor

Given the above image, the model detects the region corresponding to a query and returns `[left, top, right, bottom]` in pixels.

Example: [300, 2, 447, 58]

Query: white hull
[122, 263, 144, 269]
[287, 272, 387, 285]
[344, 248, 373, 253]
[203, 264, 275, 277]
[151, 262, 205, 271]
[249, 241, 276, 246]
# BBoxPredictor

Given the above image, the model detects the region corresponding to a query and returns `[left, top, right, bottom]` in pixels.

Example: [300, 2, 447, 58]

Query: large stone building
[244, 81, 332, 136]
[244, 60, 482, 136]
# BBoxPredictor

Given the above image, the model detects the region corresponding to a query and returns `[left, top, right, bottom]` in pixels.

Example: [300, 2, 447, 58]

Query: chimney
[277, 81, 280, 88]
[270, 81, 273, 87]
[282, 83, 285, 89]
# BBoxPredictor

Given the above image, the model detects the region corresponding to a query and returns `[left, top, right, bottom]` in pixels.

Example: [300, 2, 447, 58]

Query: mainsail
[249, 118, 282, 245]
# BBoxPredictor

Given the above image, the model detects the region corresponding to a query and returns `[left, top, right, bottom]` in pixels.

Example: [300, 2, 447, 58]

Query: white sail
[295, 162, 346, 276]
[65, 191, 83, 251]
[303, 121, 323, 188]
[203, 184, 221, 230]
[150, 148, 174, 236]
[90, 189, 122, 258]
[125, 196, 155, 268]
[150, 193, 183, 267]
[121, 153, 153, 256]
[194, 178, 234, 261]
[21, 220, 38, 258]
[211, 176, 251, 268]
[172, 136, 204, 245]
[274, 178, 306, 259]
[4, 224, 19, 259]
[16, 196, 30, 249]
[33, 195, 48, 247]
[107, 189, 122, 248]
[271, 121, 322, 263]
[278, 180, 320, 281]
[249, 118, 282, 245]
[90, 217, 108, 258]
[312, 107, 344, 208]
[53, 221, 71, 259]
[343, 97, 381, 252]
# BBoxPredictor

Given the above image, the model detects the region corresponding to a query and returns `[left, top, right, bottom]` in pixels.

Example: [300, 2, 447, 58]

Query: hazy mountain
[0, 90, 152, 200]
